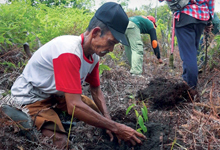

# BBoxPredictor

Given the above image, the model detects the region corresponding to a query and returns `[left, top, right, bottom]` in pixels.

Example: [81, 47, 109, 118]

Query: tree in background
[117, 0, 129, 10]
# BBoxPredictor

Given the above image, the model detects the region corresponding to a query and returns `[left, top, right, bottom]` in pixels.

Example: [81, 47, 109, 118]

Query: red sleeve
[85, 62, 100, 87]
[53, 53, 82, 94]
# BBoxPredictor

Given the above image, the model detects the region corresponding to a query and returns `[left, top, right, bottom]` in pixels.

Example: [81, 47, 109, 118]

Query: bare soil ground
[0, 44, 220, 150]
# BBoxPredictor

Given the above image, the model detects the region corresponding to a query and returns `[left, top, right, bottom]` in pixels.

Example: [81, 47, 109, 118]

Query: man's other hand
[114, 123, 147, 146]
[204, 22, 213, 34]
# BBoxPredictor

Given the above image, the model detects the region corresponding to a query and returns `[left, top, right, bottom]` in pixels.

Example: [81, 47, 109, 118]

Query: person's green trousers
[124, 21, 143, 75]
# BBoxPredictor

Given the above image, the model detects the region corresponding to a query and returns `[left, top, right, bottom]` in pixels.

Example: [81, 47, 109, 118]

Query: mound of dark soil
[136, 78, 190, 110]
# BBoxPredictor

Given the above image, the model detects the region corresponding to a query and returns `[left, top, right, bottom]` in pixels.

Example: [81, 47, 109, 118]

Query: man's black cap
[95, 2, 129, 46]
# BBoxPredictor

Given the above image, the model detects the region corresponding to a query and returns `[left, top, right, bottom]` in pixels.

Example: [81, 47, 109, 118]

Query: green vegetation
[0, 0, 93, 51]
[126, 102, 148, 134]
[99, 63, 111, 75]
[67, 105, 75, 149]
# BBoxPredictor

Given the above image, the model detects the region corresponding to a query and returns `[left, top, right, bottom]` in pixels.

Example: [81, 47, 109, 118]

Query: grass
[67, 105, 75, 149]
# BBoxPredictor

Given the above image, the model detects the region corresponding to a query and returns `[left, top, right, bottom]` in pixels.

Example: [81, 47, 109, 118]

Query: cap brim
[108, 26, 129, 46]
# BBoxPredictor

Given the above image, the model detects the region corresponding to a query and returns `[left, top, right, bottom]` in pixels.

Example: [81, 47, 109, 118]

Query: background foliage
[0, 0, 93, 51]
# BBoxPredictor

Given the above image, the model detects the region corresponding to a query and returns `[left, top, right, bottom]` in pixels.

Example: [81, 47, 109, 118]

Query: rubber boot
[1, 105, 36, 141]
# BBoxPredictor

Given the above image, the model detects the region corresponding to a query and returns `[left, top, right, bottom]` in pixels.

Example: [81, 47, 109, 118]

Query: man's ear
[91, 27, 101, 38]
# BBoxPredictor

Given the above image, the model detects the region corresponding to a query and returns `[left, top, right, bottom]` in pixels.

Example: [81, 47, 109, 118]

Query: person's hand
[104, 115, 114, 141]
[114, 123, 147, 146]
[158, 58, 163, 64]
[106, 129, 114, 141]
[204, 22, 213, 34]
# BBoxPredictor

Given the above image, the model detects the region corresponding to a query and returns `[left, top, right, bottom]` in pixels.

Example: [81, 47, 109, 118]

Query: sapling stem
[53, 120, 56, 143]
[67, 105, 75, 149]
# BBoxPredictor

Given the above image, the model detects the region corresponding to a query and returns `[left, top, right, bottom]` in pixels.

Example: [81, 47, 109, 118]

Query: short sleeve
[85, 62, 100, 87]
[53, 53, 82, 94]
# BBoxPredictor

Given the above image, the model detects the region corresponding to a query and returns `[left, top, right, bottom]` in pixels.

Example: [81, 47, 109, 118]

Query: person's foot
[42, 128, 68, 149]
[1, 105, 37, 141]
[131, 73, 144, 78]
[1, 105, 33, 129]
[183, 81, 200, 102]
[188, 88, 200, 102]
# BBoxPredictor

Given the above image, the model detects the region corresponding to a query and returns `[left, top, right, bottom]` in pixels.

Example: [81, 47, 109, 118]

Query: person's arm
[90, 85, 111, 119]
[90, 85, 115, 140]
[65, 92, 147, 145]
[65, 93, 112, 128]
[148, 28, 163, 63]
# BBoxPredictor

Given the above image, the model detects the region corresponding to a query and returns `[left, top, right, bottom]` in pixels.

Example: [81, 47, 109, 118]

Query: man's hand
[106, 129, 114, 141]
[114, 123, 147, 146]
[65, 92, 146, 146]
[105, 114, 114, 141]
[204, 22, 213, 34]
[158, 58, 163, 64]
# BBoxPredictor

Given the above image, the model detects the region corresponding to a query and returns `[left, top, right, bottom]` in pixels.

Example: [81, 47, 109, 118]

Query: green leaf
[141, 108, 147, 122]
[129, 95, 134, 99]
[143, 102, 148, 122]
[126, 103, 135, 115]
[99, 63, 111, 75]
[138, 116, 147, 133]
[136, 128, 143, 134]
[107, 52, 119, 60]
[135, 110, 139, 118]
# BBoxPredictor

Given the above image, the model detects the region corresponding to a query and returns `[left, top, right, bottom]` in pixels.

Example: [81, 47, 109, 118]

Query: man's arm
[64, 92, 146, 145]
[89, 85, 113, 140]
[65, 93, 113, 129]
[90, 85, 111, 119]
[148, 28, 163, 63]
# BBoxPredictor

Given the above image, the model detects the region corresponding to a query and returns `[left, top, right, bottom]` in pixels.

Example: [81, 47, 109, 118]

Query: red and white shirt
[11, 34, 100, 105]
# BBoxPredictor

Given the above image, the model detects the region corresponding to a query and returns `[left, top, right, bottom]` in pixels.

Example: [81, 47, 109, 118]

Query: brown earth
[0, 43, 220, 150]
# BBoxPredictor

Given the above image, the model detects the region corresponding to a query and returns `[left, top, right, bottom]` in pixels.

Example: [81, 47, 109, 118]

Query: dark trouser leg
[175, 23, 205, 88]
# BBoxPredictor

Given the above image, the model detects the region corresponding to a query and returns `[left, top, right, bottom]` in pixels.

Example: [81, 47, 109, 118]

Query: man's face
[91, 30, 119, 57]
